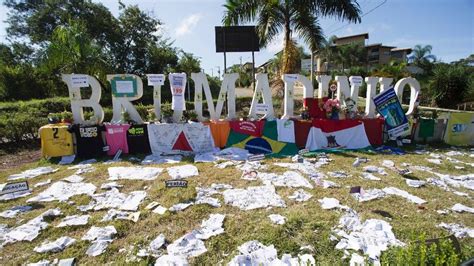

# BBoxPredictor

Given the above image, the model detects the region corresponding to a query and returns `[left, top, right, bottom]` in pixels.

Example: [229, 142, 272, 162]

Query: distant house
[313, 33, 413, 73]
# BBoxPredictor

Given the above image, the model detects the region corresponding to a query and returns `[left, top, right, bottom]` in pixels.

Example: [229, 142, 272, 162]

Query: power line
[325, 0, 368, 32]
[327, 0, 388, 35]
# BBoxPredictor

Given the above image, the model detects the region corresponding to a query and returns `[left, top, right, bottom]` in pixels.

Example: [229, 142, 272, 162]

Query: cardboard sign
[165, 180, 188, 188]
[248, 154, 265, 161]
[298, 148, 309, 155]
[71, 74, 89, 87]
[373, 88, 409, 138]
[256, 103, 269, 115]
[0, 181, 29, 195]
[147, 74, 165, 86]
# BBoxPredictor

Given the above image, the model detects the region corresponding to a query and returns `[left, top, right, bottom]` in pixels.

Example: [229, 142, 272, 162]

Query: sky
[0, 0, 473, 76]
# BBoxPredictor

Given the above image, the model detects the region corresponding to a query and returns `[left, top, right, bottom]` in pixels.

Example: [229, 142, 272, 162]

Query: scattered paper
[363, 166, 387, 176]
[28, 181, 96, 202]
[258, 171, 313, 189]
[268, 214, 286, 225]
[8, 167, 58, 180]
[33, 236, 76, 253]
[169, 202, 193, 212]
[382, 187, 426, 204]
[3, 209, 61, 244]
[223, 185, 286, 211]
[451, 203, 474, 214]
[108, 166, 163, 181]
[167, 165, 199, 179]
[318, 197, 348, 210]
[62, 175, 84, 183]
[438, 223, 474, 238]
[405, 179, 426, 188]
[152, 206, 168, 215]
[288, 189, 313, 202]
[100, 182, 123, 190]
[361, 172, 381, 181]
[82, 226, 117, 256]
[0, 205, 32, 219]
[34, 179, 51, 188]
[56, 215, 90, 227]
[59, 155, 76, 165]
[141, 154, 182, 165]
[80, 188, 146, 211]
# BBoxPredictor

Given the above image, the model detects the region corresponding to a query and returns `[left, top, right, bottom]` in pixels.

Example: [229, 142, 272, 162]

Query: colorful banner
[373, 88, 409, 138]
[444, 113, 474, 146]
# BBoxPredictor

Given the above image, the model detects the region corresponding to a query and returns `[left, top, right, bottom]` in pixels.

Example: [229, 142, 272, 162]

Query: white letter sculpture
[249, 73, 274, 119]
[62, 74, 104, 125]
[394, 77, 420, 116]
[146, 74, 165, 121]
[364, 77, 393, 118]
[282, 74, 313, 119]
[107, 74, 144, 124]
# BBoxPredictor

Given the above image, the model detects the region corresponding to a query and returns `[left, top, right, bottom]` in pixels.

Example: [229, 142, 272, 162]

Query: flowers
[323, 98, 341, 113]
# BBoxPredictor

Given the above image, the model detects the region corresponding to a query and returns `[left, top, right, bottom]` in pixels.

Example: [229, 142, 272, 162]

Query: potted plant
[323, 98, 341, 120]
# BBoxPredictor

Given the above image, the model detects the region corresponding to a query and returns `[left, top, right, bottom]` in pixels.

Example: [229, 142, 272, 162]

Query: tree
[222, 0, 361, 74]
[409, 44, 436, 71]
[429, 63, 471, 108]
[333, 42, 366, 72]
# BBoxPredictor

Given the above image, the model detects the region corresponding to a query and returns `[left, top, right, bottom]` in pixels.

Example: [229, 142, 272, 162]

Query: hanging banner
[444, 113, 474, 146]
[373, 88, 409, 138]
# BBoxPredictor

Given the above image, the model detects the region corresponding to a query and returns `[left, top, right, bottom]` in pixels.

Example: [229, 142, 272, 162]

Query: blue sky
[1, 0, 473, 76]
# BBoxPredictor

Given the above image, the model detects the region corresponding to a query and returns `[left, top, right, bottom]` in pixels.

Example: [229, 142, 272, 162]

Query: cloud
[176, 13, 203, 37]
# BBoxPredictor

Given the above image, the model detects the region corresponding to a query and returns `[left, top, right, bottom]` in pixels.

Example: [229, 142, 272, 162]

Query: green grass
[0, 147, 473, 265]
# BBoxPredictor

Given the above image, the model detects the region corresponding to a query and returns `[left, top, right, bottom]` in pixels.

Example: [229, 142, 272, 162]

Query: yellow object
[39, 123, 74, 157]
[444, 113, 474, 146]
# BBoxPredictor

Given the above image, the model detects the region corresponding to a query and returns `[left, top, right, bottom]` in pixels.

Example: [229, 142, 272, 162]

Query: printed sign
[71, 74, 89, 87]
[350, 76, 363, 86]
[116, 81, 134, 94]
[111, 76, 137, 97]
[256, 103, 269, 115]
[248, 154, 265, 161]
[0, 181, 29, 195]
[165, 180, 188, 188]
[373, 88, 409, 138]
[147, 74, 165, 86]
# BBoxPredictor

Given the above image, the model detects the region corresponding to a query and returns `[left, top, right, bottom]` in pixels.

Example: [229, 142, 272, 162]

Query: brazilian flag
[225, 120, 298, 157]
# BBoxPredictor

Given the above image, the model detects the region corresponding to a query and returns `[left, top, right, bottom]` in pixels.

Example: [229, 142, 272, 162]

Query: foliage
[222, 0, 361, 74]
[409, 44, 437, 72]
[429, 63, 473, 108]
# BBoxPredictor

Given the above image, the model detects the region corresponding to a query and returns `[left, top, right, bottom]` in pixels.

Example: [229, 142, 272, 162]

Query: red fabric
[312, 119, 363, 133]
[359, 118, 384, 145]
[303, 98, 327, 119]
[293, 119, 313, 148]
[229, 120, 265, 137]
[172, 132, 193, 151]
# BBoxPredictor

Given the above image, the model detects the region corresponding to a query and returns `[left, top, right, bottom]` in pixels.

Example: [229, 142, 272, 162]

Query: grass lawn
[0, 145, 473, 265]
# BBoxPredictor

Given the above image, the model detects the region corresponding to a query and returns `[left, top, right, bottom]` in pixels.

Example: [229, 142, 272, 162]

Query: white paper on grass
[108, 166, 163, 180]
[167, 232, 207, 258]
[8, 167, 58, 180]
[81, 188, 146, 211]
[237, 161, 267, 172]
[33, 236, 76, 253]
[100, 182, 123, 190]
[167, 165, 199, 179]
[152, 205, 168, 215]
[34, 179, 51, 188]
[361, 172, 381, 181]
[169, 202, 193, 212]
[437, 223, 474, 238]
[0, 205, 32, 219]
[27, 181, 96, 202]
[258, 171, 313, 189]
[216, 147, 250, 161]
[62, 175, 84, 183]
[223, 185, 286, 211]
[155, 255, 189, 265]
[288, 189, 313, 202]
[102, 209, 140, 222]
[56, 215, 90, 227]
[405, 179, 426, 188]
[363, 166, 387, 176]
[273, 162, 323, 175]
[194, 152, 219, 163]
[382, 187, 426, 204]
[3, 208, 61, 244]
[328, 171, 351, 178]
[195, 184, 232, 208]
[194, 214, 225, 240]
[354, 189, 386, 203]
[451, 203, 474, 213]
[0, 190, 31, 201]
[82, 226, 117, 256]
[268, 214, 286, 225]
[318, 197, 348, 210]
[69, 164, 96, 175]
[382, 160, 395, 168]
[27, 259, 51, 266]
[59, 155, 76, 165]
[141, 154, 182, 165]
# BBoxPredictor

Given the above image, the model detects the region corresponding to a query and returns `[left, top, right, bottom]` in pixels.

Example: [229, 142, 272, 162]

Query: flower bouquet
[323, 98, 341, 120]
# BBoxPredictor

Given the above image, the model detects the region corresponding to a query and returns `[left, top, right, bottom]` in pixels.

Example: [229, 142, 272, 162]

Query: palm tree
[409, 44, 436, 67]
[222, 0, 361, 74]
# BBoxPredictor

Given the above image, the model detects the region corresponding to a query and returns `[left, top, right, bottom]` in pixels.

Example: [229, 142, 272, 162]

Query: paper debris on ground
[0, 190, 31, 201]
[62, 175, 84, 183]
[28, 181, 96, 202]
[80, 188, 146, 211]
[237, 161, 267, 172]
[328, 171, 351, 178]
[451, 203, 474, 213]
[195, 184, 232, 208]
[333, 211, 404, 263]
[33, 236, 76, 253]
[215, 161, 240, 169]
[438, 223, 474, 238]
[194, 214, 225, 240]
[216, 147, 250, 161]
[154, 255, 188, 265]
[405, 179, 426, 188]
[167, 165, 199, 179]
[382, 160, 395, 168]
[68, 164, 95, 175]
[100, 182, 123, 190]
[273, 162, 320, 175]
[148, 233, 166, 257]
[318, 197, 348, 210]
[361, 172, 381, 181]
[56, 215, 90, 227]
[141, 154, 182, 165]
[363, 166, 387, 175]
[426, 158, 442, 164]
[34, 179, 51, 188]
[352, 189, 386, 203]
[167, 232, 207, 258]
[152, 206, 168, 215]
[3, 208, 61, 244]
[108, 167, 163, 181]
[0, 205, 32, 219]
[288, 189, 313, 202]
[59, 155, 76, 165]
[194, 152, 219, 163]
[8, 167, 58, 180]
[57, 258, 76, 266]
[145, 201, 160, 210]
[382, 187, 426, 204]
[169, 202, 193, 212]
[268, 214, 286, 225]
[223, 185, 286, 210]
[82, 226, 117, 256]
[102, 209, 140, 222]
[353, 157, 369, 167]
[258, 171, 313, 189]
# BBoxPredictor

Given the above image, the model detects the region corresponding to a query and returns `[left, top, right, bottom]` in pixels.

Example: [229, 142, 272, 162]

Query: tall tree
[409, 44, 436, 68]
[222, 0, 361, 74]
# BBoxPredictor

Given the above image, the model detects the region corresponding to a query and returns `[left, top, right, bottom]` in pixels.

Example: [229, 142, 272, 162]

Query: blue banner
[373, 88, 409, 138]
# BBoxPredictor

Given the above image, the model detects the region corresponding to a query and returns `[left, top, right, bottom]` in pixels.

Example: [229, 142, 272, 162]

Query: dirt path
[0, 149, 41, 173]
